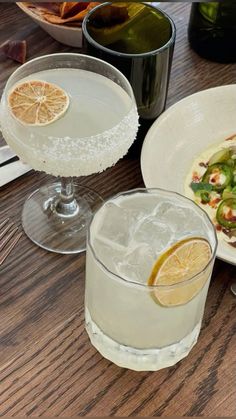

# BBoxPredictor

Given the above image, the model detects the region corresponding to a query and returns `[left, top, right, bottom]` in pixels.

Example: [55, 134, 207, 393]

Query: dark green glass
[82, 2, 176, 120]
[188, 2, 236, 63]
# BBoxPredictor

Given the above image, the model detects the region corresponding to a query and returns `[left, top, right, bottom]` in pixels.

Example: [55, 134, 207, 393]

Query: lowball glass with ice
[0, 53, 139, 253]
[85, 188, 217, 371]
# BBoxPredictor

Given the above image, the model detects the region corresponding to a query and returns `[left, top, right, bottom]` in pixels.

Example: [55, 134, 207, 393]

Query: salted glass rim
[82, 2, 176, 59]
[87, 187, 218, 289]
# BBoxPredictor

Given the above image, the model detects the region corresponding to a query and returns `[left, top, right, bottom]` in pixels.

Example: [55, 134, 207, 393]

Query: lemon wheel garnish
[148, 237, 212, 307]
[8, 80, 69, 126]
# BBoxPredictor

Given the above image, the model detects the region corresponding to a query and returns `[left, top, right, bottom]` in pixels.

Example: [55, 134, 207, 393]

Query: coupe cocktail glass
[85, 188, 217, 371]
[0, 53, 139, 253]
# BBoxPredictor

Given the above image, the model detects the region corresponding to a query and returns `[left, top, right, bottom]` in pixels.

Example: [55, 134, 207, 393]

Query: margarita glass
[85, 188, 217, 371]
[0, 53, 139, 253]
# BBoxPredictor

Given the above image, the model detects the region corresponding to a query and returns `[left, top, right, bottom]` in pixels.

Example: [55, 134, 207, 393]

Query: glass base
[22, 182, 103, 254]
[85, 308, 201, 371]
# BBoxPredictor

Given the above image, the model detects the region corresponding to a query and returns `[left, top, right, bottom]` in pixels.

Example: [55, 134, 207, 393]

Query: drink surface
[86, 3, 172, 54]
[1, 68, 135, 176]
[85, 190, 215, 370]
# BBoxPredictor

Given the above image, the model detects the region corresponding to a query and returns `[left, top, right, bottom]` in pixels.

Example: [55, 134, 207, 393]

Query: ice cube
[93, 234, 126, 273]
[115, 243, 156, 284]
[131, 215, 174, 255]
[119, 192, 161, 213]
[97, 201, 146, 247]
[96, 202, 131, 247]
[153, 201, 196, 236]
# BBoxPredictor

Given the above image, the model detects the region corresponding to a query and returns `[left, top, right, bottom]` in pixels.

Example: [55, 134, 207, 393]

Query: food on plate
[21, 2, 100, 26]
[60, 2, 87, 19]
[23, 2, 61, 15]
[0, 40, 26, 63]
[185, 135, 236, 248]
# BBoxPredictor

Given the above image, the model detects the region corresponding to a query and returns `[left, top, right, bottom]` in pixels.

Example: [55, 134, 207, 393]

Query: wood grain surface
[0, 2, 236, 417]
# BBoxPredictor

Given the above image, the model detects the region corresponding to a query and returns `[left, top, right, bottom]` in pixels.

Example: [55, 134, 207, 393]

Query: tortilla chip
[60, 2, 88, 19]
[43, 3, 100, 24]
[22, 2, 60, 16]
[22, 2, 100, 26]
[43, 10, 85, 24]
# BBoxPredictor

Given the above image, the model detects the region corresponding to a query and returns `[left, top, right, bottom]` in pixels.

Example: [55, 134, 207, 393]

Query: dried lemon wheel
[148, 237, 212, 307]
[8, 80, 69, 126]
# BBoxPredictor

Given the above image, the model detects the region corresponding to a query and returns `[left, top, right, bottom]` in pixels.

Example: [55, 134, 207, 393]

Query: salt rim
[3, 105, 139, 176]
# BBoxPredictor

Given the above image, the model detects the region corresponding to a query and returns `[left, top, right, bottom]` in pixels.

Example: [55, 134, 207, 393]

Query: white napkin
[0, 160, 31, 187]
[0, 145, 15, 165]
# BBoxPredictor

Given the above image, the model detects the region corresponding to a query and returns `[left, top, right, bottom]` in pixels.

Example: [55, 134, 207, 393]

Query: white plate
[141, 85, 236, 265]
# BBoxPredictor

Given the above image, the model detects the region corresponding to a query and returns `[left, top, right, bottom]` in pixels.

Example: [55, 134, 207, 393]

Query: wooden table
[0, 3, 235, 417]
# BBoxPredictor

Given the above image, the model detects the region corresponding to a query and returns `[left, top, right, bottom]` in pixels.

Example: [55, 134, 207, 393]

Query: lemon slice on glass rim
[148, 237, 212, 307]
[8, 80, 69, 126]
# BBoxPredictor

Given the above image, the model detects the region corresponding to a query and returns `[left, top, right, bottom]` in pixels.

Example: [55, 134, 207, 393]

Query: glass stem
[56, 177, 79, 217]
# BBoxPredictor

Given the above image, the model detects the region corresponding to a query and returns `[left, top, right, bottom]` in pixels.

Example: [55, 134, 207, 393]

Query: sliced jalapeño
[202, 163, 233, 192]
[216, 198, 236, 229]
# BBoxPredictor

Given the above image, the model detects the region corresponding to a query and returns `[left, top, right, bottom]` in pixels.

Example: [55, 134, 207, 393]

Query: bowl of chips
[17, 2, 99, 47]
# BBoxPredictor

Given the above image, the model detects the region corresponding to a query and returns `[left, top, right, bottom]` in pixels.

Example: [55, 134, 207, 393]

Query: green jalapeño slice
[216, 198, 236, 229]
[202, 163, 233, 192]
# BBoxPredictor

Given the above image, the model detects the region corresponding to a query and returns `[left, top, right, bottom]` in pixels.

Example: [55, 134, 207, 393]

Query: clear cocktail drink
[0, 54, 139, 253]
[0, 68, 136, 177]
[85, 188, 217, 371]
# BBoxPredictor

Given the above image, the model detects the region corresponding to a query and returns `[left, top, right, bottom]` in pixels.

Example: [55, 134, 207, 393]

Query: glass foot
[22, 182, 103, 254]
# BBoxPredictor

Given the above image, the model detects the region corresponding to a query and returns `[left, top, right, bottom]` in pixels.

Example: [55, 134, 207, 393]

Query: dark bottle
[188, 2, 236, 63]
